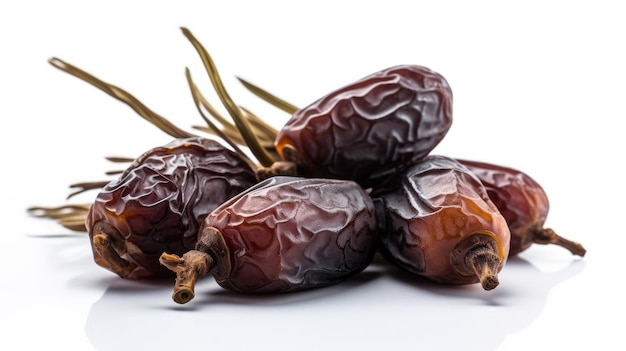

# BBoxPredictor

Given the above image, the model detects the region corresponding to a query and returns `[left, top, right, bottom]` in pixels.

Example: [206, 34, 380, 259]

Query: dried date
[86, 137, 258, 279]
[160, 176, 378, 303]
[273, 65, 453, 188]
[458, 159, 586, 256]
[372, 155, 511, 290]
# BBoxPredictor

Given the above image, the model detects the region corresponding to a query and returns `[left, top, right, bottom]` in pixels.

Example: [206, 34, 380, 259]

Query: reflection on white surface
[84, 254, 585, 351]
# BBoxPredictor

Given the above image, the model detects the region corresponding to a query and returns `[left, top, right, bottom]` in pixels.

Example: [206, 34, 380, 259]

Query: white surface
[1, 1, 624, 350]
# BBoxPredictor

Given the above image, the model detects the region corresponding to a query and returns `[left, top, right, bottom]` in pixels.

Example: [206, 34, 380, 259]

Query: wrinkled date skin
[372, 156, 511, 289]
[458, 159, 586, 256]
[86, 137, 258, 279]
[161, 176, 379, 301]
[275, 65, 453, 189]
[207, 176, 378, 293]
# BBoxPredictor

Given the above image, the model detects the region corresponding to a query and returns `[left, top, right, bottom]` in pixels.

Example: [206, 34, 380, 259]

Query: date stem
[27, 204, 91, 232]
[184, 67, 258, 170]
[47, 57, 195, 139]
[160, 251, 214, 304]
[533, 228, 587, 257]
[91, 222, 137, 278]
[467, 246, 501, 291]
[160, 226, 231, 304]
[451, 233, 504, 291]
[236, 77, 299, 115]
[181, 27, 276, 167]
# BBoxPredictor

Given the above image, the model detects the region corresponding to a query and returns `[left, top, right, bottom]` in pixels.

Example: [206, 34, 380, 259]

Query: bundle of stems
[28, 27, 301, 232]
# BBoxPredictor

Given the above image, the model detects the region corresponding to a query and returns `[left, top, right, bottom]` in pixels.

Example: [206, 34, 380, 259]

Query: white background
[1, 1, 624, 350]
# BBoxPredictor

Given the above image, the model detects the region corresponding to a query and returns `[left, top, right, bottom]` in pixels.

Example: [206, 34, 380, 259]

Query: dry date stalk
[184, 67, 256, 170]
[159, 227, 229, 304]
[180, 27, 276, 167]
[48, 57, 195, 139]
[27, 204, 91, 232]
[91, 222, 137, 278]
[236, 77, 299, 115]
[33, 29, 286, 230]
[450, 233, 503, 291]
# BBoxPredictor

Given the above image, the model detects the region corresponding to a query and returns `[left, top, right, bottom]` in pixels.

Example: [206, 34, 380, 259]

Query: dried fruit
[178, 29, 455, 189]
[372, 155, 511, 290]
[86, 137, 258, 279]
[274, 65, 453, 188]
[458, 159, 586, 256]
[30, 26, 584, 305]
[160, 176, 378, 303]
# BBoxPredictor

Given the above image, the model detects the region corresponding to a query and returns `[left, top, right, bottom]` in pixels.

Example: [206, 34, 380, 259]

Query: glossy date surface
[458, 159, 585, 257]
[458, 159, 547, 255]
[201, 176, 378, 293]
[373, 155, 510, 286]
[275, 65, 453, 188]
[86, 137, 258, 278]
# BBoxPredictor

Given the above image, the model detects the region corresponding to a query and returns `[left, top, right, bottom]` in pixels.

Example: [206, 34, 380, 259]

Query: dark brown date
[86, 137, 258, 279]
[160, 176, 378, 304]
[458, 159, 586, 257]
[372, 155, 511, 290]
[274, 65, 453, 188]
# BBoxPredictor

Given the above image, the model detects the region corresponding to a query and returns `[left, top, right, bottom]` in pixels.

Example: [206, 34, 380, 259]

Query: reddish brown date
[86, 137, 258, 279]
[372, 155, 511, 290]
[160, 176, 378, 304]
[458, 159, 586, 257]
[274, 65, 453, 188]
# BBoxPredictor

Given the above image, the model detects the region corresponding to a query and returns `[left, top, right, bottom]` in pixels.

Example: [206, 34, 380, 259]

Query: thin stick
[105, 156, 135, 163]
[237, 77, 299, 115]
[239, 106, 279, 142]
[27, 204, 91, 232]
[184, 68, 257, 169]
[67, 181, 111, 199]
[180, 27, 276, 167]
[48, 57, 195, 139]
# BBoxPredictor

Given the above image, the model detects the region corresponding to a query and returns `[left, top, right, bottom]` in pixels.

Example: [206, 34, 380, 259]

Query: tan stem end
[468, 247, 501, 291]
[159, 251, 213, 304]
[92, 225, 136, 278]
[451, 233, 504, 291]
[256, 161, 299, 180]
[533, 228, 587, 257]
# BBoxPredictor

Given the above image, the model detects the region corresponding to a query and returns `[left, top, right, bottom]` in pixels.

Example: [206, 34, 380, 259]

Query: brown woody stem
[160, 226, 230, 304]
[451, 233, 503, 291]
[236, 77, 299, 115]
[533, 228, 587, 257]
[48, 57, 195, 139]
[181, 27, 276, 167]
[256, 161, 299, 180]
[160, 251, 213, 304]
[67, 181, 111, 199]
[467, 246, 501, 291]
[27, 204, 91, 232]
[92, 222, 136, 278]
[184, 67, 257, 170]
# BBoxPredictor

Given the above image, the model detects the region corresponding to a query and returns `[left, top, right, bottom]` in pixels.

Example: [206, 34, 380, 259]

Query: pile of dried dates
[30, 28, 586, 305]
